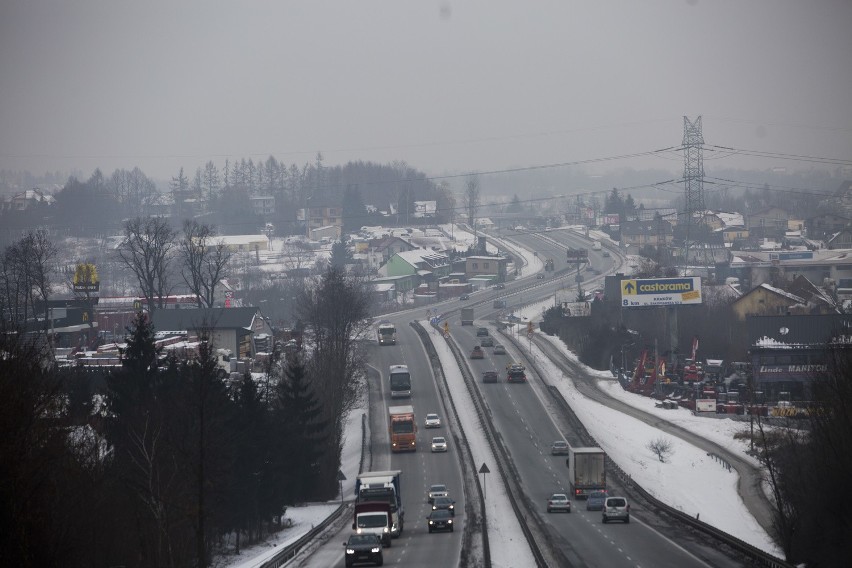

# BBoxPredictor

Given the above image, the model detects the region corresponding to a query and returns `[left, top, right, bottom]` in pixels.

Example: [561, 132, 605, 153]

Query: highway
[301, 227, 750, 567]
[298, 319, 467, 568]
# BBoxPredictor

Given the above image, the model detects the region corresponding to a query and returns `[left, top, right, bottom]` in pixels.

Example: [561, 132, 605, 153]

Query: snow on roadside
[508, 302, 781, 556]
[216, 388, 367, 568]
[424, 324, 537, 568]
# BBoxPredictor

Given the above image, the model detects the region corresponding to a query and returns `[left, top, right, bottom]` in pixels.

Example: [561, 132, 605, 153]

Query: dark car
[537, 273, 545, 279]
[427, 509, 454, 533]
[480, 336, 494, 347]
[494, 283, 505, 289]
[470, 346, 484, 359]
[482, 370, 499, 383]
[586, 491, 607, 511]
[476, 327, 489, 337]
[507, 363, 527, 383]
[343, 533, 384, 566]
[431, 496, 456, 516]
[460, 294, 470, 300]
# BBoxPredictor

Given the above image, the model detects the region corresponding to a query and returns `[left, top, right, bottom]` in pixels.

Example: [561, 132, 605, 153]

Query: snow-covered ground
[216, 392, 367, 568]
[510, 302, 782, 557]
[425, 325, 537, 568]
[225, 226, 784, 565]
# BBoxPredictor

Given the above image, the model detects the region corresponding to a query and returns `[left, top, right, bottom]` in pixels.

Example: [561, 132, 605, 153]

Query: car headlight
[449, 504, 454, 510]
[432, 505, 437, 510]
[429, 520, 434, 525]
[356, 528, 363, 534]
[371, 547, 381, 553]
[383, 527, 389, 533]
[447, 519, 453, 524]
[346, 549, 355, 554]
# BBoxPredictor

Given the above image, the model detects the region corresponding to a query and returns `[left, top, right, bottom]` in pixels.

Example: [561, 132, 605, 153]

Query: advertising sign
[770, 251, 814, 261]
[695, 399, 717, 413]
[620, 277, 702, 307]
[566, 248, 589, 261]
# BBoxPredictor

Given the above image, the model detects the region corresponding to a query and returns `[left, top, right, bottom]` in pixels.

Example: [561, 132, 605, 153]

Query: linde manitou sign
[620, 277, 702, 307]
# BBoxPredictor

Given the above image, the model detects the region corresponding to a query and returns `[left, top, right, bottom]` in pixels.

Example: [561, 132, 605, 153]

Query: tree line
[1, 156, 456, 245]
[1, 257, 372, 567]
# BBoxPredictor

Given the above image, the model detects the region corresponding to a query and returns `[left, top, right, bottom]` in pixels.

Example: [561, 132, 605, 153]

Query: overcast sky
[2, 0, 851, 183]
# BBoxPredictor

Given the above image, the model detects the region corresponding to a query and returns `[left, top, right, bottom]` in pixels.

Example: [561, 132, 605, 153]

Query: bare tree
[179, 220, 231, 308]
[462, 175, 481, 228]
[647, 437, 673, 463]
[0, 230, 57, 330]
[298, 267, 372, 496]
[118, 217, 176, 315]
[202, 161, 220, 202]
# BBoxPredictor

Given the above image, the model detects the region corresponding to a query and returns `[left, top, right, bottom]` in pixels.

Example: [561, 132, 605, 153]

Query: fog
[2, 0, 851, 182]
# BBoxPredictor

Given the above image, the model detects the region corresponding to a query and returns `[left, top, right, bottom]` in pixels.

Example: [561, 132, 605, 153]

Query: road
[301, 226, 755, 567]
[298, 319, 467, 568]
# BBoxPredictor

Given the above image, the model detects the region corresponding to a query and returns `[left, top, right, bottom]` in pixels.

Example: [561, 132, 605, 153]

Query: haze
[2, 0, 851, 182]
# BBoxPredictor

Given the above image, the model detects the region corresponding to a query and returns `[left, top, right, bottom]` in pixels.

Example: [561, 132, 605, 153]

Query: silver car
[424, 413, 441, 428]
[428, 484, 448, 504]
[431, 436, 448, 452]
[602, 496, 630, 523]
[546, 493, 571, 513]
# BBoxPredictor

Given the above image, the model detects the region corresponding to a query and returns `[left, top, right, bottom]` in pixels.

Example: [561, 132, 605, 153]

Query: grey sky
[2, 0, 851, 183]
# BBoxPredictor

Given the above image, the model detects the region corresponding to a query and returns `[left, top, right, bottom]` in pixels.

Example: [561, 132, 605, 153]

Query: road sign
[620, 277, 702, 307]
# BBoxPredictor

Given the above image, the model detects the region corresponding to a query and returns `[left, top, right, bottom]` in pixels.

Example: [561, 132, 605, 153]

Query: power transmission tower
[680, 116, 715, 277]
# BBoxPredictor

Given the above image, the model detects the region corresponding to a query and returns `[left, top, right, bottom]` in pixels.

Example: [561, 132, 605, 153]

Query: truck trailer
[567, 446, 606, 499]
[461, 307, 474, 326]
[355, 470, 404, 537]
[388, 405, 416, 452]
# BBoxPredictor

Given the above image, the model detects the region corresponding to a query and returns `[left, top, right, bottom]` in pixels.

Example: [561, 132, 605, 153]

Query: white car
[431, 436, 448, 452]
[428, 484, 448, 504]
[425, 413, 441, 428]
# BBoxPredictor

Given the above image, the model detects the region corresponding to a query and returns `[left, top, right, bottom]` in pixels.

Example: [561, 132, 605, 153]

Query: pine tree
[274, 358, 326, 502]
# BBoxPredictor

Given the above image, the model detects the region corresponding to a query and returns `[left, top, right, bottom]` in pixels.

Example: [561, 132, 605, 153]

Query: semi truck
[389, 405, 417, 452]
[461, 307, 474, 326]
[352, 501, 393, 547]
[355, 470, 404, 537]
[567, 447, 606, 499]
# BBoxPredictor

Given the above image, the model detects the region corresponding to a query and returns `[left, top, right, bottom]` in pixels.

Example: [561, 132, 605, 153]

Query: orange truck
[389, 405, 417, 452]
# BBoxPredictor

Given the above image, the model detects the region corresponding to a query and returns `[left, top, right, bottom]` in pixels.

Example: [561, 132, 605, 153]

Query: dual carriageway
[296, 228, 776, 568]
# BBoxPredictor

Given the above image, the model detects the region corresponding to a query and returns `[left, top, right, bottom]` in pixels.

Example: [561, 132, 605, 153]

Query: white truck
[592, 240, 602, 251]
[356, 470, 404, 538]
[567, 447, 606, 499]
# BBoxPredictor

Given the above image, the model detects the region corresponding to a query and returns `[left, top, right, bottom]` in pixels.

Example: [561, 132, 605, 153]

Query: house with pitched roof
[151, 306, 272, 359]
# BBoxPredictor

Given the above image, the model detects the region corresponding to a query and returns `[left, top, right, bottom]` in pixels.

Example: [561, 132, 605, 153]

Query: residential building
[464, 255, 508, 282]
[251, 195, 275, 216]
[151, 307, 272, 359]
[620, 219, 673, 248]
[1, 188, 55, 212]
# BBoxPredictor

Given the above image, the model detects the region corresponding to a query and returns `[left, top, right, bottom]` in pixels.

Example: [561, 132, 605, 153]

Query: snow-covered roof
[758, 283, 806, 304]
[713, 211, 744, 227]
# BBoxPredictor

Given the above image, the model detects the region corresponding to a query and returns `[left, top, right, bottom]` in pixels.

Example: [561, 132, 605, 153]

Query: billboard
[566, 248, 588, 261]
[620, 277, 702, 307]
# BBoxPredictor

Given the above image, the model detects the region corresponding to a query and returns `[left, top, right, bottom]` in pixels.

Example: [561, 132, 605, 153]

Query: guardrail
[411, 321, 490, 568]
[520, 333, 796, 568]
[259, 403, 372, 568]
[419, 322, 556, 567]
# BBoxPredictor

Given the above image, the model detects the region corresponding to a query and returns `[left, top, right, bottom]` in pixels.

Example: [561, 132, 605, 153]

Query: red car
[471, 346, 484, 359]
